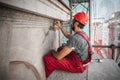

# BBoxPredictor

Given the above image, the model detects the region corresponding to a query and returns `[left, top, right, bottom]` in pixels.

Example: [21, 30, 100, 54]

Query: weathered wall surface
[0, 0, 70, 80]
[0, 13, 10, 80]
[0, 6, 59, 80]
[0, 0, 70, 21]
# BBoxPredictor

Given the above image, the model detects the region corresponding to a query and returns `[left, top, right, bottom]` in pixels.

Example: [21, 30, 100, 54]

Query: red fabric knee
[43, 48, 88, 78]
[44, 54, 56, 78]
[44, 52, 85, 78]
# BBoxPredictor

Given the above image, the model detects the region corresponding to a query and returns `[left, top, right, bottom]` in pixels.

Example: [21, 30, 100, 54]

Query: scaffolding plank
[88, 59, 120, 80]
[47, 69, 87, 80]
[47, 59, 120, 80]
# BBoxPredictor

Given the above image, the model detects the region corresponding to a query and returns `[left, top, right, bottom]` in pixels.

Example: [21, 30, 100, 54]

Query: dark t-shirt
[66, 31, 89, 61]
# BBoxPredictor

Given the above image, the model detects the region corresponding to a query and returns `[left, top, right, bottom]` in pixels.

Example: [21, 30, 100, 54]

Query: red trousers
[43, 50, 87, 78]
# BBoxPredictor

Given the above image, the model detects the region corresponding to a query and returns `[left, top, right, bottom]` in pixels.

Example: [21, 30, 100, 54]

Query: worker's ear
[74, 22, 79, 27]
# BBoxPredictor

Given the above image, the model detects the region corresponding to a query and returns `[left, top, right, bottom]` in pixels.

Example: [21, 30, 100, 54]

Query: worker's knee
[43, 54, 53, 63]
[43, 54, 49, 62]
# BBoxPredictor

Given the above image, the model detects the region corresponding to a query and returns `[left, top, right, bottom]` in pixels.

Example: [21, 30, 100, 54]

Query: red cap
[73, 12, 88, 25]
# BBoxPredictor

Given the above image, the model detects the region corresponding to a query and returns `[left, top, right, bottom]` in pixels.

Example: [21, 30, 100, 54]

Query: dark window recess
[117, 43, 120, 63]
[118, 32, 120, 40]
[118, 62, 120, 67]
[118, 43, 120, 45]
[118, 36, 120, 40]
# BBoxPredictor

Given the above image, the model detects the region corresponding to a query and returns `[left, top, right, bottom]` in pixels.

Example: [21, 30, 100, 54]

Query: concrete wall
[0, 13, 10, 80]
[0, 0, 70, 80]
[0, 0, 70, 21]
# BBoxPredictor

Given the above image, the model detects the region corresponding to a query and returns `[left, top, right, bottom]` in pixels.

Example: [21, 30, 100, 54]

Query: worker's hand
[54, 20, 62, 29]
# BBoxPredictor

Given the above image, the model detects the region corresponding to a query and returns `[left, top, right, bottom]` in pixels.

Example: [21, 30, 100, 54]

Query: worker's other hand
[54, 20, 62, 29]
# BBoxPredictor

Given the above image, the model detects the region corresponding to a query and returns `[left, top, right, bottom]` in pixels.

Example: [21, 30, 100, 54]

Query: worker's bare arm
[54, 20, 71, 39]
[52, 46, 72, 60]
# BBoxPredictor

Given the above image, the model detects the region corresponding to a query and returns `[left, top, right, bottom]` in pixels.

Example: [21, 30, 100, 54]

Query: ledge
[0, 0, 70, 21]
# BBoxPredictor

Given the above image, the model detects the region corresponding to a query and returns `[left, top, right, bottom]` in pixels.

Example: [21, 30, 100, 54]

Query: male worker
[44, 12, 92, 78]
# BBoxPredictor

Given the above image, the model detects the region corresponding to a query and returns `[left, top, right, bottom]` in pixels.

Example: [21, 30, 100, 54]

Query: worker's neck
[75, 28, 82, 32]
